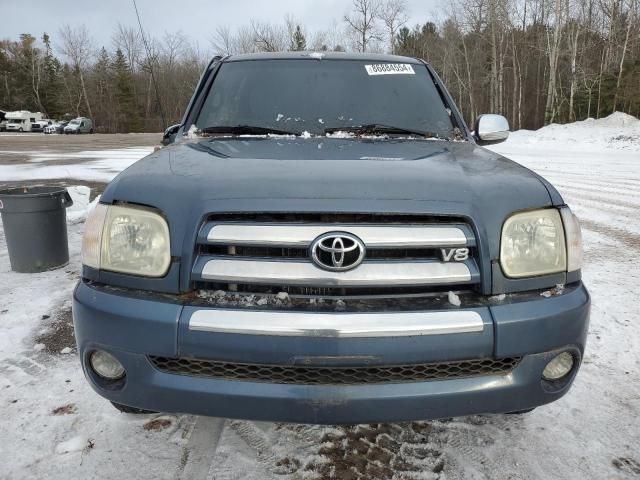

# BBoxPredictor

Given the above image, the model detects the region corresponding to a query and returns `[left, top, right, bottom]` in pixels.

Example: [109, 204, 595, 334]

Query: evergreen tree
[93, 47, 114, 130]
[290, 25, 306, 51]
[112, 48, 141, 132]
[15, 34, 39, 111]
[41, 33, 65, 118]
[395, 26, 411, 54]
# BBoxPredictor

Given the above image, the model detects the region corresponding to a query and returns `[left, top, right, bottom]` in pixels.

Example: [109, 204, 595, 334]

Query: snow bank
[507, 112, 640, 151]
[66, 186, 91, 223]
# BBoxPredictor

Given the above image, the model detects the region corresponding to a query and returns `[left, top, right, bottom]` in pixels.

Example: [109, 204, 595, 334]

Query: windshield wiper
[199, 125, 299, 136]
[324, 124, 442, 138]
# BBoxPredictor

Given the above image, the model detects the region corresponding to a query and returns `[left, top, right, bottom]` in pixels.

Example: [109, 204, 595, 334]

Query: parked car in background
[31, 119, 53, 132]
[0, 110, 6, 131]
[64, 117, 93, 134]
[44, 121, 69, 134]
[5, 111, 43, 132]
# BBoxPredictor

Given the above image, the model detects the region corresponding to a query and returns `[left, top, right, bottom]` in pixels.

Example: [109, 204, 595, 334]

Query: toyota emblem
[311, 232, 366, 271]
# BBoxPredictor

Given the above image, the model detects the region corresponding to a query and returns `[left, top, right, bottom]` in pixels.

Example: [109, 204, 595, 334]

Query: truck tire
[110, 401, 156, 414]
[18, 128, 23, 132]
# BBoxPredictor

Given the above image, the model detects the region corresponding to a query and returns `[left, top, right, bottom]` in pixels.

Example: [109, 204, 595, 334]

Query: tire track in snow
[529, 169, 640, 185]
[295, 422, 447, 479]
[176, 416, 226, 480]
[436, 416, 536, 480]
[206, 421, 286, 479]
[556, 185, 640, 210]
[546, 177, 640, 190]
[562, 194, 640, 218]
[0, 354, 47, 379]
[580, 219, 640, 252]
[552, 185, 640, 210]
[560, 195, 640, 227]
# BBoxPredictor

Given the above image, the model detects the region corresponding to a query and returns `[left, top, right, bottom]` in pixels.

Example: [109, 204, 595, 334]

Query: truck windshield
[196, 59, 457, 139]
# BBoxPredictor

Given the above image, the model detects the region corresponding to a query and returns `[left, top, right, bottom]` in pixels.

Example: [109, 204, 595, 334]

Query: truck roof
[223, 51, 422, 64]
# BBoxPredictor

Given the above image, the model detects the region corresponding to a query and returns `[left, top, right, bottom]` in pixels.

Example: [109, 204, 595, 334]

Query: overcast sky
[4, 0, 443, 51]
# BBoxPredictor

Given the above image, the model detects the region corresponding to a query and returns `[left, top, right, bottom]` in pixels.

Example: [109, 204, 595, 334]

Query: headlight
[500, 209, 566, 278]
[82, 203, 171, 277]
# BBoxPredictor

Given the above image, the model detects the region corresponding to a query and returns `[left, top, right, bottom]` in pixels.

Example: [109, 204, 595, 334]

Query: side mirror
[162, 124, 181, 145]
[474, 114, 510, 145]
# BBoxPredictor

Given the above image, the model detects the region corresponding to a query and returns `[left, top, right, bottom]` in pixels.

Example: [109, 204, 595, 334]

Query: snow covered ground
[0, 114, 639, 479]
[0, 146, 155, 182]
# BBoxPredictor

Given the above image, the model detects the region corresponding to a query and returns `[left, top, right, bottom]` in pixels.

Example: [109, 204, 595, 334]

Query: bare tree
[161, 31, 188, 70]
[613, 0, 637, 110]
[236, 25, 258, 54]
[312, 19, 349, 51]
[485, 0, 508, 114]
[544, 0, 566, 123]
[284, 14, 298, 46]
[379, 0, 409, 53]
[251, 20, 287, 52]
[566, 1, 583, 121]
[58, 24, 93, 118]
[448, 1, 477, 123]
[344, 0, 383, 52]
[112, 23, 142, 73]
[210, 25, 236, 55]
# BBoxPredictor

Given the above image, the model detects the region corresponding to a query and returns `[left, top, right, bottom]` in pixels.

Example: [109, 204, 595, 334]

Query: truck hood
[102, 137, 559, 259]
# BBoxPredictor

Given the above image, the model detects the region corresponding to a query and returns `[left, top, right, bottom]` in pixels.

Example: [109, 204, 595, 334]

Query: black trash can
[0, 186, 73, 273]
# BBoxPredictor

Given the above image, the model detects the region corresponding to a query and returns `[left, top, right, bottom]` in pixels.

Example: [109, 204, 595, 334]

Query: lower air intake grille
[148, 356, 520, 385]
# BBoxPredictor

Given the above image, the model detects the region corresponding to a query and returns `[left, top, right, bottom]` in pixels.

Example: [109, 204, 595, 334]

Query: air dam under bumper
[73, 281, 590, 424]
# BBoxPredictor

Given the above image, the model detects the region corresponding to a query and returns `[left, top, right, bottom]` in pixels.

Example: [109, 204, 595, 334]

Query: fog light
[90, 350, 125, 380]
[542, 352, 574, 381]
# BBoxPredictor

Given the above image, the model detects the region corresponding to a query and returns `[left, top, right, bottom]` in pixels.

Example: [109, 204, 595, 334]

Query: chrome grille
[149, 356, 520, 385]
[192, 214, 479, 298]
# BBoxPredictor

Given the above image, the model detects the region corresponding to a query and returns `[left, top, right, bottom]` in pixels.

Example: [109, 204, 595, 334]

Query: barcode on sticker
[365, 64, 415, 75]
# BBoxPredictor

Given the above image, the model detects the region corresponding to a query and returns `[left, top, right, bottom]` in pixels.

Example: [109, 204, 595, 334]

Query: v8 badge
[440, 247, 469, 262]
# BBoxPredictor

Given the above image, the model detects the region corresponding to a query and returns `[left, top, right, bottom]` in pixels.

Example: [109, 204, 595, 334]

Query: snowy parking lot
[0, 116, 639, 479]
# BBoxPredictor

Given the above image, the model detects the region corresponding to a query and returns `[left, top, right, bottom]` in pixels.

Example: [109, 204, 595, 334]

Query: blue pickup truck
[73, 52, 589, 424]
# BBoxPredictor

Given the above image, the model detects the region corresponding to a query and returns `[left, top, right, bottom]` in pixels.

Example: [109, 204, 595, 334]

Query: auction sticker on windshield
[365, 64, 415, 75]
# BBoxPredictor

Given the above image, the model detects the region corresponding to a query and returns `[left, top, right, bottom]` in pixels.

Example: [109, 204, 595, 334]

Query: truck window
[197, 59, 455, 139]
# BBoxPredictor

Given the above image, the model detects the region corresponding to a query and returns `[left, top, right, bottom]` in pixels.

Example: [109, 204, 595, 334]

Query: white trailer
[5, 111, 43, 132]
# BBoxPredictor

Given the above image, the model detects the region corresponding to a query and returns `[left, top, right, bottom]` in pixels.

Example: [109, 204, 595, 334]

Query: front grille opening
[198, 245, 454, 261]
[191, 286, 484, 311]
[149, 356, 521, 385]
[206, 212, 469, 225]
[193, 281, 475, 299]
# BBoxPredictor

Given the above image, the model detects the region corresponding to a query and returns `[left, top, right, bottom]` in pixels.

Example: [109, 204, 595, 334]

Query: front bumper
[73, 281, 590, 424]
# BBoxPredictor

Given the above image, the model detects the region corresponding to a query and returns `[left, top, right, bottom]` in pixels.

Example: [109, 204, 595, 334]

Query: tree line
[1, 0, 638, 133]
